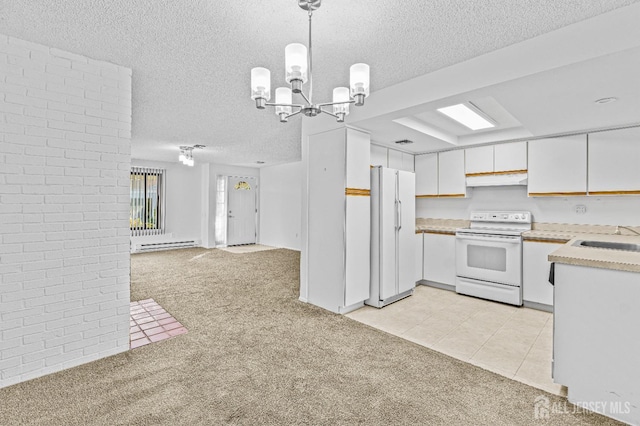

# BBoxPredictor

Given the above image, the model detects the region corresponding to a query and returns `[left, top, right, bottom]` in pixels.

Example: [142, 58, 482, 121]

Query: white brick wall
[0, 34, 131, 388]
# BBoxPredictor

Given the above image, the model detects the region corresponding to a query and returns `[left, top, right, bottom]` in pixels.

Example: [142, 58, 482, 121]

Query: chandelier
[250, 0, 370, 123]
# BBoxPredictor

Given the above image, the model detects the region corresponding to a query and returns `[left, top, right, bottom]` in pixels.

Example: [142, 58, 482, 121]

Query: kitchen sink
[572, 240, 640, 252]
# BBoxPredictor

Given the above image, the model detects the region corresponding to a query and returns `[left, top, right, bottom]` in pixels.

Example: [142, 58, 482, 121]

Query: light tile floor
[346, 285, 566, 396]
[129, 299, 188, 349]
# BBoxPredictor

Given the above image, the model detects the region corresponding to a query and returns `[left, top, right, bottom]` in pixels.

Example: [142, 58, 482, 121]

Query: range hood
[466, 172, 528, 187]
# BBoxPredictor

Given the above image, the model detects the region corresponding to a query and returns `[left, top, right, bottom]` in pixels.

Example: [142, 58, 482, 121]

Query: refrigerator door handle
[397, 200, 402, 230]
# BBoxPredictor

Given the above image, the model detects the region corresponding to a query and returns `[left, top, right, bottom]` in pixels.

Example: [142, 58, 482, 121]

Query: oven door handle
[456, 234, 521, 244]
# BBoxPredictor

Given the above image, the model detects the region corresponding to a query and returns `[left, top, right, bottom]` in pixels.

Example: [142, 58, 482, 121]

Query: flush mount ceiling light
[437, 103, 495, 131]
[178, 145, 205, 167]
[594, 97, 617, 104]
[250, 0, 370, 123]
[394, 139, 414, 145]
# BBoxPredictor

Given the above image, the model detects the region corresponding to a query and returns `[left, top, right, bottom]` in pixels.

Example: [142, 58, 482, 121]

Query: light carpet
[0, 248, 620, 425]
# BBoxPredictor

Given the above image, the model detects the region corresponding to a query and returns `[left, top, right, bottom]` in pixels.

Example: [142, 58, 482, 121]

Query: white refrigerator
[366, 166, 416, 308]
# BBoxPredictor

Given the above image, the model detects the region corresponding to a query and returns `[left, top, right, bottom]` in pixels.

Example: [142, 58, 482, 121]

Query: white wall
[130, 159, 202, 243]
[417, 185, 640, 225]
[130, 160, 260, 248]
[259, 162, 301, 250]
[0, 35, 132, 388]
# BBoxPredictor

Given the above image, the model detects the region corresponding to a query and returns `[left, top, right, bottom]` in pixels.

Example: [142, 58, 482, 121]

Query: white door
[397, 170, 415, 294]
[226, 176, 257, 246]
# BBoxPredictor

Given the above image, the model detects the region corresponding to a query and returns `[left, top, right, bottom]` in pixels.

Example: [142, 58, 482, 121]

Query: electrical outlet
[575, 205, 587, 214]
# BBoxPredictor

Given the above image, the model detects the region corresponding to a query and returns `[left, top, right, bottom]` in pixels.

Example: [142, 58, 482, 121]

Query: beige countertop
[549, 233, 640, 273]
[524, 222, 640, 242]
[415, 218, 468, 235]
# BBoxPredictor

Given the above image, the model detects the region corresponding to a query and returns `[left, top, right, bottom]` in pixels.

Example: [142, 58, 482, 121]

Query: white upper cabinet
[370, 144, 387, 167]
[415, 153, 438, 197]
[494, 141, 527, 172]
[372, 145, 414, 172]
[588, 127, 640, 195]
[388, 148, 403, 170]
[416, 151, 465, 197]
[438, 150, 466, 197]
[402, 152, 415, 172]
[528, 135, 587, 196]
[465, 146, 494, 174]
[465, 141, 527, 175]
[346, 129, 371, 189]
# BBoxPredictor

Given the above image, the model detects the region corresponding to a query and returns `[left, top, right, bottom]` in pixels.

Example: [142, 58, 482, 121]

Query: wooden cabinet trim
[423, 230, 456, 236]
[528, 192, 587, 197]
[438, 193, 466, 198]
[524, 238, 569, 244]
[465, 169, 527, 177]
[416, 193, 466, 198]
[588, 190, 640, 196]
[345, 188, 371, 196]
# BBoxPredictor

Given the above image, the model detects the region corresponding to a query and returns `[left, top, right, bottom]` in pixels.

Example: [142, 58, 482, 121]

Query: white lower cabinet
[423, 232, 456, 286]
[522, 240, 563, 307]
[415, 232, 423, 283]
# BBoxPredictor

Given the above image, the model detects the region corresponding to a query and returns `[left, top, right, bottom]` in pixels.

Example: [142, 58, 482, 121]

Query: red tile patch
[129, 299, 187, 349]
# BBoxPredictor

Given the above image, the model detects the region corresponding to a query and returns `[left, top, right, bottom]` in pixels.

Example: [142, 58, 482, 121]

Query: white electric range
[455, 211, 532, 306]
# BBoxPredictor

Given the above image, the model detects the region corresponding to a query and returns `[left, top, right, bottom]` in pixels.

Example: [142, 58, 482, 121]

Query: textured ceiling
[1, 0, 638, 166]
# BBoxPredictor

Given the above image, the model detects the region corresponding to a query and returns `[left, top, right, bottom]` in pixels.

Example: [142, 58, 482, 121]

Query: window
[130, 167, 165, 236]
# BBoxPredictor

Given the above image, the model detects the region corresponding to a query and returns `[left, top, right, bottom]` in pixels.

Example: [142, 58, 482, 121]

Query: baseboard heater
[132, 240, 200, 253]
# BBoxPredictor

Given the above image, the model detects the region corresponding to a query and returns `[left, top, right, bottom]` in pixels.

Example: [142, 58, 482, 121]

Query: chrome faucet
[614, 225, 640, 236]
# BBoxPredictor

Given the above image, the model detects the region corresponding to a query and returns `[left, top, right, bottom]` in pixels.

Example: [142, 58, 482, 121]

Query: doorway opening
[214, 175, 258, 247]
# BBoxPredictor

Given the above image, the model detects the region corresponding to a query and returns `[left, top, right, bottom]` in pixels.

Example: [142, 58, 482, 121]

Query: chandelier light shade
[275, 87, 293, 122]
[285, 43, 308, 87]
[250, 0, 370, 123]
[349, 63, 370, 106]
[332, 87, 350, 122]
[251, 67, 271, 108]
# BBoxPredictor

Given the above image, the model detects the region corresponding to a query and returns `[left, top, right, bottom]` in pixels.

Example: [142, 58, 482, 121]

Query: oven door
[455, 232, 522, 286]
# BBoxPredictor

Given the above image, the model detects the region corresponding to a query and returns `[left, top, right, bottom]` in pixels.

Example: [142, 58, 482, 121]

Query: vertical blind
[130, 167, 165, 236]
